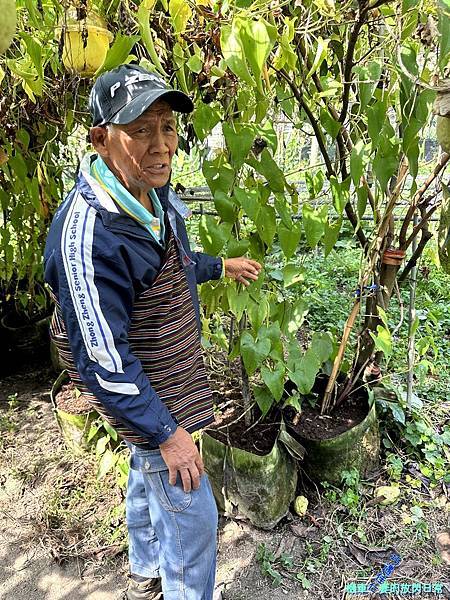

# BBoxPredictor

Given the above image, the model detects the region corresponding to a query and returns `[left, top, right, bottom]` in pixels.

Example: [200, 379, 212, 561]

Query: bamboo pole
[406, 212, 419, 408]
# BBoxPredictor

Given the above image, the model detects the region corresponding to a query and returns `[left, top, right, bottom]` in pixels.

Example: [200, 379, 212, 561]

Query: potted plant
[60, 5, 113, 77]
[50, 370, 100, 454]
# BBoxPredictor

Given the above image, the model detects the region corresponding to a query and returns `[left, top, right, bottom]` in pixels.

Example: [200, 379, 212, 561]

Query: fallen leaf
[289, 523, 318, 539]
[346, 539, 398, 567]
[374, 485, 401, 505]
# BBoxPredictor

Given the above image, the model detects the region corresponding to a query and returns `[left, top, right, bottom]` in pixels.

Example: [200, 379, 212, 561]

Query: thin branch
[275, 66, 335, 177]
[399, 153, 450, 247]
[398, 230, 432, 283]
[293, 34, 380, 222]
[403, 202, 439, 250]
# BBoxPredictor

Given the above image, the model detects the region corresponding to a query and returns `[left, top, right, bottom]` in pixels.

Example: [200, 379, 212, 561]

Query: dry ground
[0, 363, 449, 600]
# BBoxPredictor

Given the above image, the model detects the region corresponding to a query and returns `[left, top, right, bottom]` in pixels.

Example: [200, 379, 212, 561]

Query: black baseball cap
[89, 64, 194, 126]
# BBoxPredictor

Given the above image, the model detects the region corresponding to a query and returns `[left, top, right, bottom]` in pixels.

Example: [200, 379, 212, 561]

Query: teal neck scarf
[90, 156, 165, 246]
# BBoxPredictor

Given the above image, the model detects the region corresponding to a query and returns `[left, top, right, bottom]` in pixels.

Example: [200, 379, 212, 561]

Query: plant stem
[406, 212, 418, 408]
[239, 314, 253, 427]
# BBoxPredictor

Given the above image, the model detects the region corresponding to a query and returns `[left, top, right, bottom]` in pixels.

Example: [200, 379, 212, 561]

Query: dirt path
[1, 363, 448, 600]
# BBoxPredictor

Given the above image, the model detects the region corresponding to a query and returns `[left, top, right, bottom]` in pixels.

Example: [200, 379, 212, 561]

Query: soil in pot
[55, 382, 93, 414]
[206, 402, 279, 455]
[284, 376, 380, 485]
[286, 388, 369, 441]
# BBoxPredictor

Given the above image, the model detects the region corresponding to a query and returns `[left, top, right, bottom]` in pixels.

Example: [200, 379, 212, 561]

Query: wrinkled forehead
[129, 100, 176, 124]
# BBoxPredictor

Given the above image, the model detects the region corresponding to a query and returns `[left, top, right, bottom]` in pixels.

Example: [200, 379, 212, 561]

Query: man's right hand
[159, 427, 204, 493]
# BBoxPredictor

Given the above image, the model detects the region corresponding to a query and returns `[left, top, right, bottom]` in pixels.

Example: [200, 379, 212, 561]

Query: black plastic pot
[0, 310, 50, 368]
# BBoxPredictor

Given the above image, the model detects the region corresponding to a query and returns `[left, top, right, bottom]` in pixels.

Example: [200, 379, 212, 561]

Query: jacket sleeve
[44, 207, 178, 445]
[190, 251, 223, 285]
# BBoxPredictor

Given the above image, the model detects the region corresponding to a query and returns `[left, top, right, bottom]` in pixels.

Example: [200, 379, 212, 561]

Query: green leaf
[367, 99, 387, 147]
[247, 296, 269, 332]
[169, 0, 192, 34]
[256, 205, 277, 247]
[323, 218, 343, 257]
[214, 191, 236, 223]
[274, 194, 293, 229]
[400, 43, 419, 78]
[246, 148, 286, 192]
[278, 222, 301, 259]
[354, 61, 382, 110]
[372, 134, 399, 193]
[227, 237, 250, 258]
[221, 20, 254, 87]
[234, 187, 261, 223]
[439, 10, 450, 71]
[240, 331, 271, 375]
[223, 123, 255, 169]
[357, 187, 368, 220]
[350, 140, 365, 187]
[96, 434, 110, 457]
[290, 348, 321, 394]
[377, 306, 389, 329]
[241, 18, 277, 94]
[226, 285, 249, 320]
[306, 37, 329, 80]
[202, 155, 235, 195]
[96, 33, 140, 75]
[20, 33, 43, 80]
[287, 298, 309, 335]
[282, 263, 304, 287]
[369, 325, 392, 358]
[262, 364, 285, 402]
[253, 385, 274, 418]
[97, 449, 116, 480]
[330, 176, 349, 215]
[259, 323, 283, 361]
[102, 420, 118, 441]
[302, 203, 327, 248]
[199, 216, 232, 255]
[310, 332, 333, 363]
[186, 53, 203, 74]
[87, 423, 101, 442]
[137, 3, 168, 76]
[193, 103, 221, 143]
[320, 107, 341, 139]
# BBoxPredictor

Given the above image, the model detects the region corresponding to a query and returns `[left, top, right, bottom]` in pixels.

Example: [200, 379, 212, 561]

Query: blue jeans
[126, 444, 218, 600]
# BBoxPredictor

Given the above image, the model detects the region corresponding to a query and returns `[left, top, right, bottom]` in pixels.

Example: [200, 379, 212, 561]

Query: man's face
[91, 99, 178, 193]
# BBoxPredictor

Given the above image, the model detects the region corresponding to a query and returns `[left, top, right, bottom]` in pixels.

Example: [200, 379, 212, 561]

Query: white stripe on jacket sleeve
[61, 193, 124, 374]
[95, 373, 139, 395]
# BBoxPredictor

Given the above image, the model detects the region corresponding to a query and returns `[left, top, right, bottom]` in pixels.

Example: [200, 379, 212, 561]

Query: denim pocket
[147, 469, 192, 513]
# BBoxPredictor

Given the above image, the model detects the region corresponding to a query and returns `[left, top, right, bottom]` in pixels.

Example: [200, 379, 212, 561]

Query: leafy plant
[88, 417, 129, 488]
[256, 542, 312, 589]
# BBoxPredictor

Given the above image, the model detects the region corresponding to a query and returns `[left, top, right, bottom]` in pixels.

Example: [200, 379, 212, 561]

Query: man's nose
[148, 128, 170, 152]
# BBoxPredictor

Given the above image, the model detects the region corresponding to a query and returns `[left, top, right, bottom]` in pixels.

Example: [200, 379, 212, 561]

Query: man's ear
[90, 126, 110, 157]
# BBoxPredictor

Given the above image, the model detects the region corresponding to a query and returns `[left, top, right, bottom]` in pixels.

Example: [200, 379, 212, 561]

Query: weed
[256, 542, 312, 589]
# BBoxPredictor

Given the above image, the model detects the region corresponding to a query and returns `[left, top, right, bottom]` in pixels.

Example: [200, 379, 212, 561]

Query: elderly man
[44, 64, 261, 600]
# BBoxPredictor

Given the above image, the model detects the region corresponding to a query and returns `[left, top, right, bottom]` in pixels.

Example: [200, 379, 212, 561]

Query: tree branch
[399, 153, 450, 248]
[338, 3, 370, 125]
[276, 67, 335, 177]
[398, 231, 433, 282]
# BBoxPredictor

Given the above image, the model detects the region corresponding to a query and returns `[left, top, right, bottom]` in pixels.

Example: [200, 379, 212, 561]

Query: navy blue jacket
[44, 157, 222, 445]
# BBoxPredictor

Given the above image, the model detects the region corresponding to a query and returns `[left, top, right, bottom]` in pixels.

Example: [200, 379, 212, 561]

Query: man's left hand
[224, 257, 262, 286]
